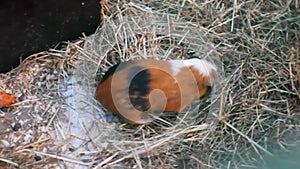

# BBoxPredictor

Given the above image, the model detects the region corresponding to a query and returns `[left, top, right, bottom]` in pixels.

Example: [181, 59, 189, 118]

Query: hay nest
[1, 0, 300, 168]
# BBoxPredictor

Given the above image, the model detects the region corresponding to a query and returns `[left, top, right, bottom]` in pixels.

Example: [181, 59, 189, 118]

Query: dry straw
[0, 0, 299, 168]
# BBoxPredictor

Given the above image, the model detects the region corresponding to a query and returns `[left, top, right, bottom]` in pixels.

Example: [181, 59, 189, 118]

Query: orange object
[0, 91, 16, 108]
[96, 58, 218, 124]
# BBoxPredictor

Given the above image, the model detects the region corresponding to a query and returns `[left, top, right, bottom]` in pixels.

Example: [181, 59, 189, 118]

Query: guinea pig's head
[181, 58, 218, 97]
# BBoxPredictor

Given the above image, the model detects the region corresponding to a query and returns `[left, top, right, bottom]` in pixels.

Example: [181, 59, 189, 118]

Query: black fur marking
[128, 67, 151, 111]
[129, 96, 150, 111]
[128, 67, 151, 96]
[101, 60, 136, 82]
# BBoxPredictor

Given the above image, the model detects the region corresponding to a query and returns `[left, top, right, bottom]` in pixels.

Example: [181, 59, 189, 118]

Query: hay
[0, 0, 299, 168]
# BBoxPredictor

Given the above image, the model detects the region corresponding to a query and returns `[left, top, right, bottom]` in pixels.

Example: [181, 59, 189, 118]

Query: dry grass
[0, 0, 300, 169]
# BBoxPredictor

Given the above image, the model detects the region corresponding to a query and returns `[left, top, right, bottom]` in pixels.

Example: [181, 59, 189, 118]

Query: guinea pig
[96, 58, 218, 124]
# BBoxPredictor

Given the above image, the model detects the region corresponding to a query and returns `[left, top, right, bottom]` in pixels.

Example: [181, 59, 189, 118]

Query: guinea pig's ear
[199, 86, 213, 99]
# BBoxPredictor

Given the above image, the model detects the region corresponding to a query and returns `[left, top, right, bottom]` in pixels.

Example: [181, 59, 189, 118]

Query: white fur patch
[169, 58, 217, 76]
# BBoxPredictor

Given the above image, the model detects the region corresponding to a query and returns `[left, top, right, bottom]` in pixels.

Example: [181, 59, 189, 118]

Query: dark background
[0, 0, 100, 73]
